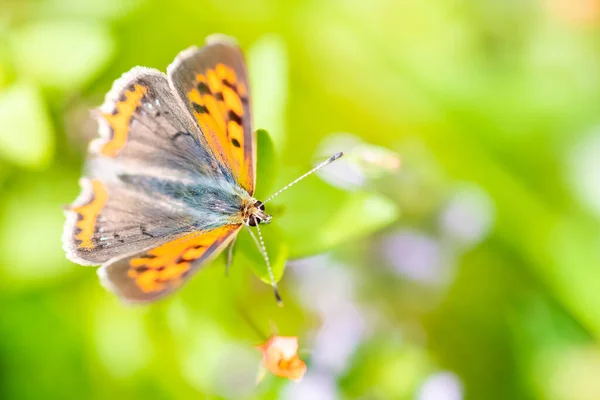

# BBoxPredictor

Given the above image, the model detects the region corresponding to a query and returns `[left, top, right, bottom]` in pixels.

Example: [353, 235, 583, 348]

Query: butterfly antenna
[246, 225, 283, 306]
[263, 152, 344, 204]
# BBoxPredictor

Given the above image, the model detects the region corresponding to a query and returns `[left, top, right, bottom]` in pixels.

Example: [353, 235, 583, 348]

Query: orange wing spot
[128, 225, 239, 293]
[144, 256, 168, 269]
[206, 69, 222, 94]
[195, 74, 207, 84]
[160, 262, 190, 280]
[73, 180, 108, 250]
[239, 169, 253, 193]
[222, 86, 244, 116]
[101, 84, 147, 157]
[188, 88, 204, 105]
[129, 257, 148, 268]
[135, 269, 165, 293]
[203, 95, 226, 134]
[216, 63, 237, 84]
[183, 247, 205, 260]
[237, 81, 248, 97]
[197, 111, 232, 168]
[228, 121, 244, 146]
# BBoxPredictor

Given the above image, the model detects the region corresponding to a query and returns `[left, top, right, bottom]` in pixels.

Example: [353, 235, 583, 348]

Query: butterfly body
[117, 173, 247, 225]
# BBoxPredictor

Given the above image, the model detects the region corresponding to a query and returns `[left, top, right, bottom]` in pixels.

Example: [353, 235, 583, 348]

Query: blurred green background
[3, 0, 600, 399]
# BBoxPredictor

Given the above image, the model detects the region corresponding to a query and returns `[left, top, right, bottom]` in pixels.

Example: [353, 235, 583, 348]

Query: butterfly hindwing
[167, 35, 256, 195]
[98, 224, 242, 303]
[63, 177, 201, 265]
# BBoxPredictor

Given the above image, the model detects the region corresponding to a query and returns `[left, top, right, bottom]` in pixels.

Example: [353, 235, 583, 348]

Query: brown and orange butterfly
[63, 35, 341, 303]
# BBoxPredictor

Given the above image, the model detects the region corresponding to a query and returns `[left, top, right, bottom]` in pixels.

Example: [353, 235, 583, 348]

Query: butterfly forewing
[167, 36, 256, 195]
[90, 67, 229, 180]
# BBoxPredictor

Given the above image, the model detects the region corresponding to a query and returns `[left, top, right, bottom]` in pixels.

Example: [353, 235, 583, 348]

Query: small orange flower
[257, 335, 307, 382]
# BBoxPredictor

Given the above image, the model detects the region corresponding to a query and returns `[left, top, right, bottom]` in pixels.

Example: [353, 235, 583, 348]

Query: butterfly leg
[225, 235, 237, 276]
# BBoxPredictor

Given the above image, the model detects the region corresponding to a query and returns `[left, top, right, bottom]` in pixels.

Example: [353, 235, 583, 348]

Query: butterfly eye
[248, 215, 258, 226]
[254, 200, 265, 211]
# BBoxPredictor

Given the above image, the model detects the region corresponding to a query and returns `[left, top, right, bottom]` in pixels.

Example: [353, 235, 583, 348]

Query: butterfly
[63, 34, 342, 304]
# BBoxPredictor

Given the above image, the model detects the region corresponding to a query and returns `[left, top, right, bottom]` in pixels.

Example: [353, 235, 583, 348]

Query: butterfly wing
[90, 67, 230, 181]
[98, 224, 241, 303]
[167, 35, 256, 195]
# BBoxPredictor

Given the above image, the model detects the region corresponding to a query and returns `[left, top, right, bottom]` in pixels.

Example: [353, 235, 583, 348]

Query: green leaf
[254, 128, 278, 200]
[234, 222, 288, 284]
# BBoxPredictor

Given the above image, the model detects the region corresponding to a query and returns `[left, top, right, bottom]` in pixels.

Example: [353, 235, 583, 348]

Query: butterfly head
[246, 200, 272, 226]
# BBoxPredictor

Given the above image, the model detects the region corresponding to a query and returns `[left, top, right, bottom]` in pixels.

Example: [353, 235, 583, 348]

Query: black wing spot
[113, 232, 126, 243]
[192, 102, 209, 114]
[231, 138, 241, 148]
[140, 226, 156, 238]
[223, 80, 236, 90]
[227, 110, 242, 125]
[172, 131, 192, 141]
[215, 92, 224, 101]
[197, 82, 210, 94]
